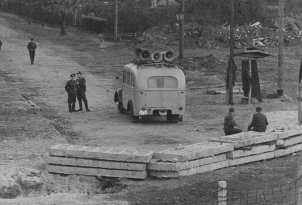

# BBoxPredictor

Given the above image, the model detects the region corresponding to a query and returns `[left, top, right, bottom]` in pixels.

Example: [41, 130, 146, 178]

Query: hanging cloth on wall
[251, 59, 262, 102]
[241, 60, 251, 97]
[226, 57, 237, 89]
[241, 59, 262, 102]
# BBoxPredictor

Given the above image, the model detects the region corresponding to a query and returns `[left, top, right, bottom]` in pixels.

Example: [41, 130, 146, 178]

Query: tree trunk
[61, 10, 67, 35]
[277, 0, 284, 95]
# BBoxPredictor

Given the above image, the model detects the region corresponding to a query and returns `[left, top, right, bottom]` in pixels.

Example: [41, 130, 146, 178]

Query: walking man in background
[223, 107, 242, 135]
[248, 106, 268, 132]
[65, 74, 78, 113]
[27, 38, 37, 64]
[76, 71, 90, 111]
[0, 40, 2, 51]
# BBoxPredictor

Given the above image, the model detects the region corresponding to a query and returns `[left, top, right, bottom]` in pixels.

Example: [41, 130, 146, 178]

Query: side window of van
[131, 73, 135, 87]
[147, 76, 178, 88]
[123, 70, 126, 83]
[126, 71, 130, 85]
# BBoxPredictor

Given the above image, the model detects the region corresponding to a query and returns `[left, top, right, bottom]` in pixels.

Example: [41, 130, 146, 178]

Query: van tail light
[179, 106, 183, 110]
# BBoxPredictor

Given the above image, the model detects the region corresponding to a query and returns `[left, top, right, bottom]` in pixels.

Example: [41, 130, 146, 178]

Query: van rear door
[162, 90, 182, 107]
[145, 90, 162, 107]
[145, 76, 181, 108]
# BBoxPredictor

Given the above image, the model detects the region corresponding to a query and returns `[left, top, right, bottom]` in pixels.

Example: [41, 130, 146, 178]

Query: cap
[70, 74, 76, 77]
[76, 71, 82, 75]
[256, 106, 262, 112]
[229, 107, 235, 113]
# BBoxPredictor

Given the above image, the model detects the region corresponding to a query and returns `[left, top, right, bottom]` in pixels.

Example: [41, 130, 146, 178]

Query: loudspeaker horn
[140, 49, 151, 60]
[164, 50, 175, 62]
[151, 51, 163, 62]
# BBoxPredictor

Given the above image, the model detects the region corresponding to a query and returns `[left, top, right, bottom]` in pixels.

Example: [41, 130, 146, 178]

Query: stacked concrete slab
[210, 132, 277, 166]
[148, 128, 302, 178]
[275, 127, 302, 157]
[148, 142, 233, 178]
[46, 144, 153, 179]
[46, 127, 302, 179]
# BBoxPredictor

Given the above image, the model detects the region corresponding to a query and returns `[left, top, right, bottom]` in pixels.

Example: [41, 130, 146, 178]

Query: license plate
[159, 111, 167, 116]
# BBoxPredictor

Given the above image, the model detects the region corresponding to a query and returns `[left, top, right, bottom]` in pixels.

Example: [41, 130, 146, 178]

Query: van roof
[124, 63, 181, 70]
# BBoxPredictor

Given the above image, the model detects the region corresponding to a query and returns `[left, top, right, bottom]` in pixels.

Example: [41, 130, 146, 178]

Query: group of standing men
[24, 38, 89, 113]
[65, 72, 90, 113]
[224, 106, 268, 136]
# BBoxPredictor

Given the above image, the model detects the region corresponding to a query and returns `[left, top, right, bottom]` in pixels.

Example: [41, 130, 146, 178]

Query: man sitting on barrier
[248, 106, 268, 132]
[223, 107, 242, 136]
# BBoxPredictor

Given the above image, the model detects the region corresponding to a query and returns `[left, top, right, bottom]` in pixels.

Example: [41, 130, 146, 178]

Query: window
[123, 70, 126, 83]
[131, 73, 135, 87]
[147, 76, 178, 88]
[126, 71, 130, 85]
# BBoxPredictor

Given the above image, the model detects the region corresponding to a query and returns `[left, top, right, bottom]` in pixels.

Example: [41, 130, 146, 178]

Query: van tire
[129, 101, 139, 123]
[117, 101, 125, 114]
[167, 114, 179, 123]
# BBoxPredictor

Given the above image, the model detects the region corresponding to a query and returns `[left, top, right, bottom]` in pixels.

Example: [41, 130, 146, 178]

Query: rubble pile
[182, 54, 226, 87]
[182, 54, 226, 73]
[140, 18, 302, 49]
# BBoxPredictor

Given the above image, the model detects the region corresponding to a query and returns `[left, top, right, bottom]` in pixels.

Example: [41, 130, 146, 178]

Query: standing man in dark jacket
[76, 71, 90, 111]
[248, 106, 268, 132]
[223, 107, 242, 135]
[0, 40, 2, 51]
[27, 38, 37, 64]
[65, 74, 78, 112]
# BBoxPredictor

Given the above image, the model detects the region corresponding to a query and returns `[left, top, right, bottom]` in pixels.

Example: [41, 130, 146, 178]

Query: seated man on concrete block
[248, 106, 268, 132]
[223, 107, 242, 136]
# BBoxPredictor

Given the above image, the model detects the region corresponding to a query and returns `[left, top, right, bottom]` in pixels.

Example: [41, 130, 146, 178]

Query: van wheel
[167, 114, 179, 123]
[129, 102, 139, 123]
[117, 101, 125, 114]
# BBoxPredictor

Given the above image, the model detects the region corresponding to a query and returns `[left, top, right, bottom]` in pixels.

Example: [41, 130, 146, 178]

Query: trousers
[77, 91, 89, 110]
[29, 50, 35, 64]
[68, 93, 76, 111]
[224, 127, 242, 136]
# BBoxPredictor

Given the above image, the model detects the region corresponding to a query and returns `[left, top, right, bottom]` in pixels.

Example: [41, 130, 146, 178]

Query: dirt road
[0, 12, 218, 152]
[1, 11, 302, 205]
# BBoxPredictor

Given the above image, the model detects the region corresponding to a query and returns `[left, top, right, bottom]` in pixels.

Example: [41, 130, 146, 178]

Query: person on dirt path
[27, 38, 37, 65]
[76, 71, 90, 112]
[223, 107, 242, 135]
[248, 106, 268, 132]
[0, 40, 2, 51]
[65, 74, 78, 113]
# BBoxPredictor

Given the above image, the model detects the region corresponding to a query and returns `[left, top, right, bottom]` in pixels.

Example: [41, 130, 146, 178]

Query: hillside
[0, 0, 301, 33]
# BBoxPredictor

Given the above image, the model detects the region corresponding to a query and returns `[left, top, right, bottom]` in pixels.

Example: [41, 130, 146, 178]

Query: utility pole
[226, 0, 235, 105]
[114, 0, 118, 41]
[74, 0, 79, 26]
[178, 0, 184, 66]
[277, 0, 284, 96]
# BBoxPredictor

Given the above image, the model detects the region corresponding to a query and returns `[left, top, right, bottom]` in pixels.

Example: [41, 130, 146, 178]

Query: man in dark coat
[65, 74, 78, 112]
[27, 38, 37, 64]
[76, 71, 90, 111]
[0, 40, 2, 51]
[248, 106, 268, 132]
[223, 107, 242, 135]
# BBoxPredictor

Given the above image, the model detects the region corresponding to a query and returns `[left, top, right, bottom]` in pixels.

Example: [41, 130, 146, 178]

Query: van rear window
[147, 76, 178, 88]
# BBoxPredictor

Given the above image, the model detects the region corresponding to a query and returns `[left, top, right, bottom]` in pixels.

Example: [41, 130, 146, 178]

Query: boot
[78, 101, 83, 111]
[68, 104, 72, 112]
[84, 101, 90, 112]
[71, 102, 77, 112]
